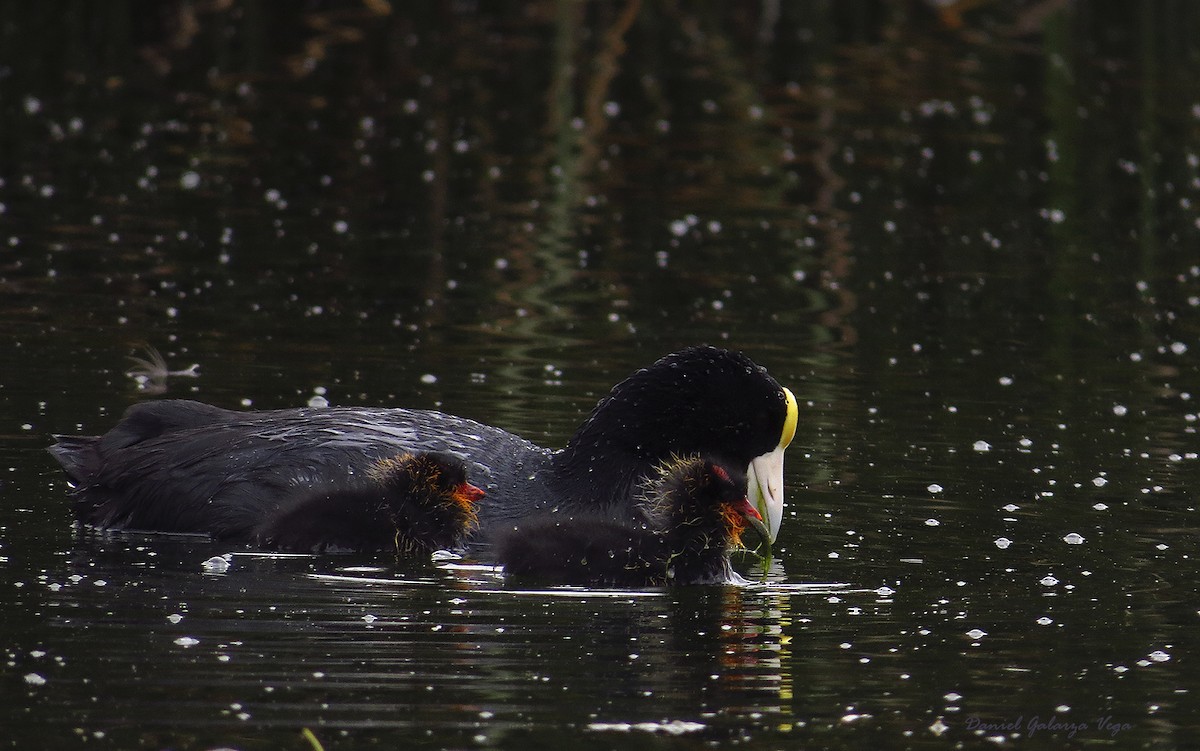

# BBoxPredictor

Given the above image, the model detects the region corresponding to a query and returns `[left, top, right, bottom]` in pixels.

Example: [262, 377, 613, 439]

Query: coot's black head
[369, 452, 486, 552]
[562, 346, 797, 542]
[643, 455, 768, 552]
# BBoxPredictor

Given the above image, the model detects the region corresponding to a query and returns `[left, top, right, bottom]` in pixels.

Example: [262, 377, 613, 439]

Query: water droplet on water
[201, 555, 231, 573]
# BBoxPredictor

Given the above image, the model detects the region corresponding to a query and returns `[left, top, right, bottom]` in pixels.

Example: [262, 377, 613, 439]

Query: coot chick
[497, 456, 767, 586]
[50, 346, 796, 548]
[256, 452, 485, 554]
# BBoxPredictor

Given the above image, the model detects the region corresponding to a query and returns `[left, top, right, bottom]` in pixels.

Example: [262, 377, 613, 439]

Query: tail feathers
[48, 435, 101, 485]
[48, 400, 232, 488]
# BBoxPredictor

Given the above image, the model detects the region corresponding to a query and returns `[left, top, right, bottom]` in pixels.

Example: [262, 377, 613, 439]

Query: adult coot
[49, 346, 797, 547]
[496, 455, 766, 586]
[256, 452, 485, 554]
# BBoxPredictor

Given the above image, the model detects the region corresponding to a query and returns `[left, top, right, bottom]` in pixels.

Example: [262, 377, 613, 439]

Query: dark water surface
[3, 3, 1200, 749]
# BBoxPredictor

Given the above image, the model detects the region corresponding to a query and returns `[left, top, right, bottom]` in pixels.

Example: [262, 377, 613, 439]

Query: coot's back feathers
[63, 402, 548, 538]
[255, 452, 484, 554]
[49, 346, 795, 549]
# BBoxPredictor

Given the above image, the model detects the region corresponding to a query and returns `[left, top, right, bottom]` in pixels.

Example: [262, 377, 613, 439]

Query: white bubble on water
[1063, 533, 1085, 545]
[994, 537, 1012, 549]
[201, 555, 231, 573]
[973, 440, 991, 452]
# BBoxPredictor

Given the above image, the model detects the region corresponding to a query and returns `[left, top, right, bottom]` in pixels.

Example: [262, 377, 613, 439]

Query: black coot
[49, 346, 796, 549]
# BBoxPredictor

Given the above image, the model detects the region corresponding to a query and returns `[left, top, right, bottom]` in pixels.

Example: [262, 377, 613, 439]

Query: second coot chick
[497, 455, 767, 586]
[256, 452, 485, 554]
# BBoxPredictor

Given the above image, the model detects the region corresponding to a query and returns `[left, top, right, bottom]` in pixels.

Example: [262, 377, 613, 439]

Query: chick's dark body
[498, 515, 667, 587]
[498, 457, 751, 586]
[255, 452, 482, 554]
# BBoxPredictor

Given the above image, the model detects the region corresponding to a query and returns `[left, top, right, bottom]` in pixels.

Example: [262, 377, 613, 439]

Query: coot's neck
[548, 364, 678, 508]
[548, 439, 644, 509]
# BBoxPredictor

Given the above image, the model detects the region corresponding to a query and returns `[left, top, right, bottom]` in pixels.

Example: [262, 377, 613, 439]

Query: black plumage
[255, 452, 484, 554]
[49, 346, 796, 548]
[497, 456, 764, 586]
